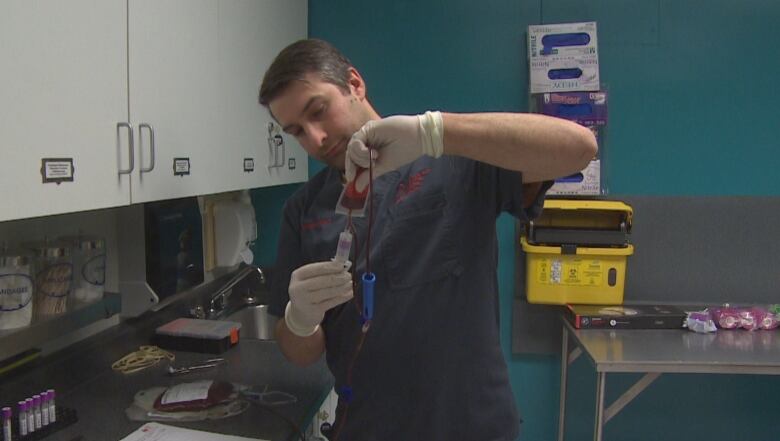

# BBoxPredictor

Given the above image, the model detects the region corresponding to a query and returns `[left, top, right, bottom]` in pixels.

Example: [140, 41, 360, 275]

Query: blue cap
[338, 386, 354, 403]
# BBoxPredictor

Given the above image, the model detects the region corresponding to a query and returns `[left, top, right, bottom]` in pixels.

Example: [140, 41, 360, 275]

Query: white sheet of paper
[119, 422, 269, 441]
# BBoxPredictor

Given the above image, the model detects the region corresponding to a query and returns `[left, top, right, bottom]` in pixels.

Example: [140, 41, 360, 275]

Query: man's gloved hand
[285, 261, 353, 337]
[345, 111, 444, 186]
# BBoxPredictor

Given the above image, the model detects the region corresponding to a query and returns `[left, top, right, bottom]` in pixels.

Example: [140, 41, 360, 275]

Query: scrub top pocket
[383, 191, 461, 290]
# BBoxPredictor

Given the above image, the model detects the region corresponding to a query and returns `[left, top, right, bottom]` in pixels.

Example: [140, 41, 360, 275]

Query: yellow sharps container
[521, 200, 633, 305]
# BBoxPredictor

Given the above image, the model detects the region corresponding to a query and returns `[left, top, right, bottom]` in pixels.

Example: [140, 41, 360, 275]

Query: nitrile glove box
[529, 55, 600, 93]
[536, 91, 608, 127]
[534, 91, 607, 195]
[547, 159, 601, 196]
[528, 22, 598, 58]
[528, 22, 600, 93]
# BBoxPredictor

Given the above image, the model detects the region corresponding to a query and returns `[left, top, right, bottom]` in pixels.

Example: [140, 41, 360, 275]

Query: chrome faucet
[207, 265, 265, 318]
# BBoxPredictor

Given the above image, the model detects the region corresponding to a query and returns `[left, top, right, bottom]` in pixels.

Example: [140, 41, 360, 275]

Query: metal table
[557, 317, 780, 441]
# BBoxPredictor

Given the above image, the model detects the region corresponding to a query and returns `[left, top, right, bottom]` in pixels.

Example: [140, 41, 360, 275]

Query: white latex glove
[285, 261, 353, 337]
[345, 111, 444, 186]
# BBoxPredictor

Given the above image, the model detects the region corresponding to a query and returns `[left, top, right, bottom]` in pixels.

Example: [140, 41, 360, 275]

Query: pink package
[711, 306, 740, 329]
[738, 308, 760, 331]
[756, 307, 780, 330]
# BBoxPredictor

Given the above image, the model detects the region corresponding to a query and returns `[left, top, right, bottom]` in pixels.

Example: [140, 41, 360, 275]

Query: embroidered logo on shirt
[395, 167, 431, 204]
[302, 217, 334, 231]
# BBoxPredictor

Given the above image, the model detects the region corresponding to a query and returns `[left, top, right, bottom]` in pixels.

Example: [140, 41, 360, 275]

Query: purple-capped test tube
[41, 391, 50, 426]
[33, 394, 42, 430]
[48, 389, 57, 423]
[2, 407, 12, 441]
[25, 398, 34, 433]
[18, 401, 28, 437]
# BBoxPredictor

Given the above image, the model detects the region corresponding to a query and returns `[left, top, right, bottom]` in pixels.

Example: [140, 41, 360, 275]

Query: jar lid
[59, 235, 105, 251]
[0, 248, 33, 267]
[22, 240, 71, 258]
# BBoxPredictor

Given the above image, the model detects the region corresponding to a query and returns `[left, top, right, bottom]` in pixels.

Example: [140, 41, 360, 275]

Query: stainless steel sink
[223, 304, 278, 340]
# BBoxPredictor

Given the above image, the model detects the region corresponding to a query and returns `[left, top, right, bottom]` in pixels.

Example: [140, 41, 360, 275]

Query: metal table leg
[557, 325, 569, 441]
[604, 373, 660, 423]
[593, 372, 606, 441]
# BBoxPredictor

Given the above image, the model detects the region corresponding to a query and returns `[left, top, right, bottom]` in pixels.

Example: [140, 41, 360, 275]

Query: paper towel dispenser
[213, 200, 257, 267]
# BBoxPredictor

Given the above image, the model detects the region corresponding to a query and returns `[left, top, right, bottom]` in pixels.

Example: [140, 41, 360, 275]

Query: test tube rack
[7, 406, 77, 441]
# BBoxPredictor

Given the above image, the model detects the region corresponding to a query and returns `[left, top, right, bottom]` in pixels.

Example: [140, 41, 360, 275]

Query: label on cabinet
[173, 158, 191, 176]
[40, 158, 75, 184]
[288, 158, 296, 170]
[243, 158, 254, 173]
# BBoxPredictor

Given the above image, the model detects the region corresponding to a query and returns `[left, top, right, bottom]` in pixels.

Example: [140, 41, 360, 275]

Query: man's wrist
[284, 302, 320, 337]
[419, 111, 444, 158]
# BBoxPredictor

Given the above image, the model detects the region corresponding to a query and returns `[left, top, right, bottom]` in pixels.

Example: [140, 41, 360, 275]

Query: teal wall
[251, 0, 780, 439]
[541, 0, 780, 195]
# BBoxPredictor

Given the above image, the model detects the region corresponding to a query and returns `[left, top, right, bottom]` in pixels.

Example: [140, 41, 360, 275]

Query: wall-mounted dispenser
[213, 200, 257, 268]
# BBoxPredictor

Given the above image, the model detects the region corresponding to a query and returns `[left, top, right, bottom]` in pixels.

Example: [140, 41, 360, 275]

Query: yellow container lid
[520, 236, 634, 256]
[542, 199, 633, 226]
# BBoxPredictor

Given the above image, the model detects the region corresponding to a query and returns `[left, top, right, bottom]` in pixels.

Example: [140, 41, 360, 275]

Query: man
[260, 39, 596, 440]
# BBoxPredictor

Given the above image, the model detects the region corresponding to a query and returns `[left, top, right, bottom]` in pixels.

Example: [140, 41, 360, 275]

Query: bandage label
[41, 158, 74, 184]
[537, 258, 603, 286]
[173, 157, 191, 176]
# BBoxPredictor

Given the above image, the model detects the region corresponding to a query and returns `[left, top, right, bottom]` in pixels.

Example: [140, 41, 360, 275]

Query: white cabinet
[0, 0, 308, 223]
[127, 0, 222, 203]
[128, 0, 308, 203]
[0, 0, 130, 222]
[216, 0, 308, 191]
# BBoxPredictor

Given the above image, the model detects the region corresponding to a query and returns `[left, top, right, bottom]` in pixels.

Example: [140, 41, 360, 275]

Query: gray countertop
[0, 307, 333, 441]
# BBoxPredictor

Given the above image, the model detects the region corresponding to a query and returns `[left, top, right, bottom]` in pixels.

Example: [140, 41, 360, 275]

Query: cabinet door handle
[116, 122, 134, 175]
[267, 122, 286, 169]
[139, 123, 156, 173]
[276, 137, 286, 168]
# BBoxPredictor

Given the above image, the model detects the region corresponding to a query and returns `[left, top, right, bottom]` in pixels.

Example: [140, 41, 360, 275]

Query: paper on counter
[119, 422, 269, 441]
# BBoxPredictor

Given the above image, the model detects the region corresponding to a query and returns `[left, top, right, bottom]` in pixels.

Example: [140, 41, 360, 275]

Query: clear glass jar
[59, 235, 105, 305]
[0, 249, 35, 330]
[25, 241, 72, 318]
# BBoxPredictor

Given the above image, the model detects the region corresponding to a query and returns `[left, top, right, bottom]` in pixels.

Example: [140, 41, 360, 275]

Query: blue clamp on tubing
[361, 272, 376, 323]
[338, 386, 353, 403]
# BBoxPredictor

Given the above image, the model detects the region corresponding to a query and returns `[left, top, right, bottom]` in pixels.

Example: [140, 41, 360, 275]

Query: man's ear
[346, 67, 367, 100]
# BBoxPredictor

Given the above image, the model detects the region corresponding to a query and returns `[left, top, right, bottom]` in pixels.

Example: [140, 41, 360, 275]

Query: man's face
[269, 73, 369, 170]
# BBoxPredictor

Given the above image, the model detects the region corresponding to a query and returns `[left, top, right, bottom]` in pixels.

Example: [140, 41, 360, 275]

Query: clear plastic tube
[41, 391, 50, 426]
[333, 231, 353, 265]
[2, 407, 12, 440]
[25, 398, 34, 433]
[33, 394, 42, 429]
[18, 401, 28, 437]
[48, 389, 56, 423]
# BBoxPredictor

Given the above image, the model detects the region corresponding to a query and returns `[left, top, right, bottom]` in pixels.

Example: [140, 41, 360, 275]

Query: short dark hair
[259, 39, 353, 107]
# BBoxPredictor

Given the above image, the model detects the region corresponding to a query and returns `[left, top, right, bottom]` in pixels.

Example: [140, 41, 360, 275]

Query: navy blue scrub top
[269, 155, 549, 441]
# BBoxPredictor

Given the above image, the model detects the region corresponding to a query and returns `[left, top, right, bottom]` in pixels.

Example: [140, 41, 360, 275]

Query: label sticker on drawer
[41, 158, 74, 184]
[243, 158, 255, 173]
[173, 158, 190, 176]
